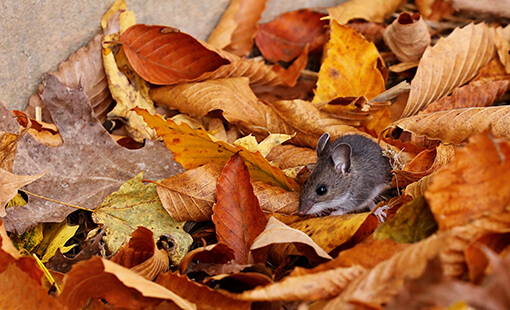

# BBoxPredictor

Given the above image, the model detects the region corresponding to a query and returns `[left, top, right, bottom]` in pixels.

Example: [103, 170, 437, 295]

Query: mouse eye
[316, 185, 328, 196]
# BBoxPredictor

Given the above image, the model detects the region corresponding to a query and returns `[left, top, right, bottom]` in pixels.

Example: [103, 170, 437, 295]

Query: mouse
[298, 132, 392, 216]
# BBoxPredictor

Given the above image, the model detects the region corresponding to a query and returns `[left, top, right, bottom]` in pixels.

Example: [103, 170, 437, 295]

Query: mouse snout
[298, 199, 314, 215]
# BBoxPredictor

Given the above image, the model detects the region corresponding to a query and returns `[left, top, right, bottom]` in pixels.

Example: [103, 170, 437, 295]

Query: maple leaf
[213, 154, 267, 265]
[1, 74, 183, 233]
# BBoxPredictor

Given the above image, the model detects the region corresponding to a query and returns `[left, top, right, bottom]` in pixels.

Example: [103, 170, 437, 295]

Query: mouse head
[299, 133, 354, 215]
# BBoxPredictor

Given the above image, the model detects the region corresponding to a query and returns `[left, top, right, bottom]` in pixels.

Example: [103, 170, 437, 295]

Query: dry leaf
[383, 12, 431, 62]
[266, 144, 317, 170]
[425, 132, 510, 230]
[0, 168, 45, 217]
[313, 21, 386, 103]
[328, 0, 405, 25]
[111, 227, 169, 280]
[402, 23, 495, 117]
[450, 0, 510, 18]
[135, 108, 300, 192]
[387, 106, 510, 144]
[416, 0, 456, 20]
[255, 9, 328, 62]
[213, 154, 267, 264]
[178, 243, 235, 274]
[252, 181, 299, 214]
[207, 0, 266, 56]
[12, 111, 63, 147]
[3, 75, 183, 234]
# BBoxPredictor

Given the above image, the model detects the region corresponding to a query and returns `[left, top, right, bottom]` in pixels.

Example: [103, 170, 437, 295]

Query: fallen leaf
[416, 0, 456, 20]
[425, 132, 510, 230]
[92, 173, 192, 260]
[207, 0, 266, 56]
[156, 270, 251, 309]
[0, 130, 19, 171]
[59, 256, 195, 310]
[135, 108, 300, 192]
[36, 222, 79, 262]
[401, 23, 495, 117]
[386, 106, 510, 144]
[374, 196, 438, 243]
[313, 21, 386, 103]
[234, 133, 293, 157]
[328, 0, 405, 25]
[266, 144, 317, 170]
[255, 9, 328, 62]
[252, 181, 299, 214]
[111, 226, 169, 280]
[0, 168, 45, 217]
[178, 243, 235, 274]
[213, 154, 267, 264]
[9, 224, 43, 254]
[450, 0, 510, 19]
[2, 74, 183, 234]
[383, 12, 431, 62]
[12, 111, 63, 147]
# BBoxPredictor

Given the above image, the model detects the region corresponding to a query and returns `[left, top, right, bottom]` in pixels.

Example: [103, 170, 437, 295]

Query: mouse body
[298, 133, 392, 216]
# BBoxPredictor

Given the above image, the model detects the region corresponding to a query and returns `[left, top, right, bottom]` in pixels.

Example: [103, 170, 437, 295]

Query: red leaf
[213, 154, 267, 265]
[255, 9, 328, 62]
[120, 24, 231, 85]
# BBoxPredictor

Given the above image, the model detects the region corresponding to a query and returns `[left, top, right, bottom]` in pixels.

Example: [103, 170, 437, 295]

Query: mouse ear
[316, 133, 330, 157]
[332, 143, 351, 174]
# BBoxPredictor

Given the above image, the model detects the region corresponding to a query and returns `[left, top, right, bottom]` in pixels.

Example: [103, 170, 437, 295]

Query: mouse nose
[298, 199, 314, 215]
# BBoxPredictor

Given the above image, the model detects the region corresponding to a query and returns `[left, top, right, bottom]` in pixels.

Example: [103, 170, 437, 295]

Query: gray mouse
[298, 133, 392, 216]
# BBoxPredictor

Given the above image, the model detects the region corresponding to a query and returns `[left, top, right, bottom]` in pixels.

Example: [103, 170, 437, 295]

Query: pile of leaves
[1, 0, 510, 308]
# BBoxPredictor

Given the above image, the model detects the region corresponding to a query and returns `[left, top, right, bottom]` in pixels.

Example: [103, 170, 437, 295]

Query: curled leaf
[383, 12, 430, 62]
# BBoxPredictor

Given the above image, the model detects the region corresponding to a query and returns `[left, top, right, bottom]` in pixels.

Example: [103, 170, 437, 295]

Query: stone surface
[0, 0, 341, 110]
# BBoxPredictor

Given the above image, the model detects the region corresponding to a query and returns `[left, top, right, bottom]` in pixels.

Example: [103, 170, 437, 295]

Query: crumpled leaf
[11, 112, 63, 147]
[213, 154, 267, 264]
[328, 0, 405, 25]
[236, 265, 365, 301]
[387, 106, 510, 144]
[150, 77, 294, 138]
[250, 217, 332, 264]
[92, 173, 192, 262]
[120, 24, 299, 86]
[313, 21, 386, 103]
[401, 23, 495, 117]
[207, 0, 266, 56]
[0, 168, 44, 217]
[255, 9, 328, 62]
[425, 132, 510, 230]
[135, 108, 300, 192]
[374, 196, 438, 243]
[111, 226, 169, 281]
[383, 12, 431, 62]
[156, 270, 251, 309]
[59, 256, 195, 310]
[2, 75, 183, 234]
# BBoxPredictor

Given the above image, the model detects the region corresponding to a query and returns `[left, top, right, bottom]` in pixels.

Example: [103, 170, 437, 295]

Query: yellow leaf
[328, 0, 405, 25]
[313, 21, 386, 103]
[135, 108, 300, 192]
[9, 224, 43, 254]
[101, 0, 126, 29]
[36, 222, 79, 262]
[234, 133, 293, 157]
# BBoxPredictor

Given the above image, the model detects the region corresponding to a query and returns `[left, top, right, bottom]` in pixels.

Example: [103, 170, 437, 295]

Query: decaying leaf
[328, 0, 405, 25]
[387, 106, 510, 144]
[207, 0, 266, 56]
[313, 21, 386, 103]
[213, 154, 267, 264]
[2, 75, 183, 234]
[136, 108, 300, 191]
[401, 23, 495, 117]
[425, 132, 510, 230]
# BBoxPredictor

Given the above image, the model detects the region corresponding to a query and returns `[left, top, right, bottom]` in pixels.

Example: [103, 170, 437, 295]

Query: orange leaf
[252, 181, 299, 214]
[135, 108, 300, 192]
[328, 0, 405, 25]
[313, 21, 386, 103]
[213, 154, 267, 264]
[255, 9, 328, 62]
[178, 243, 235, 274]
[425, 132, 510, 230]
[207, 0, 266, 57]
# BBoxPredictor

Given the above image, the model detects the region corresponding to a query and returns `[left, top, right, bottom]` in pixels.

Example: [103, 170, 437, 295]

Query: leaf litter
[1, 0, 510, 308]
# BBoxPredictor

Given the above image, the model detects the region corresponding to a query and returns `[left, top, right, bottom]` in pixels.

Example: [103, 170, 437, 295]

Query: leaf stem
[19, 189, 92, 212]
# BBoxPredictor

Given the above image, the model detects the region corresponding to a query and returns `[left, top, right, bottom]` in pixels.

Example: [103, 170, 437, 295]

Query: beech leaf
[212, 154, 267, 264]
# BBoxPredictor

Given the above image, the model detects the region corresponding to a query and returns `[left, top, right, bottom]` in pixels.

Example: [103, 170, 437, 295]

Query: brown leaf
[265, 144, 316, 170]
[3, 75, 182, 234]
[250, 217, 332, 264]
[416, 0, 456, 20]
[178, 243, 235, 274]
[236, 265, 365, 301]
[451, 0, 510, 18]
[60, 256, 194, 309]
[387, 106, 510, 144]
[425, 132, 510, 230]
[111, 227, 169, 280]
[0, 131, 18, 171]
[255, 9, 328, 62]
[207, 0, 266, 57]
[12, 111, 63, 147]
[383, 12, 431, 62]
[402, 23, 495, 117]
[328, 0, 405, 25]
[252, 181, 299, 214]
[0, 168, 45, 216]
[213, 154, 267, 264]
[156, 270, 251, 310]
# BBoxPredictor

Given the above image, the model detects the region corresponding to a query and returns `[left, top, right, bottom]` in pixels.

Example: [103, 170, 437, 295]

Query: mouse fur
[298, 133, 392, 216]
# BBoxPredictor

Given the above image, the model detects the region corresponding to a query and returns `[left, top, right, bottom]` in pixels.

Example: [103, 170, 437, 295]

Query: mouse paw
[373, 205, 391, 223]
